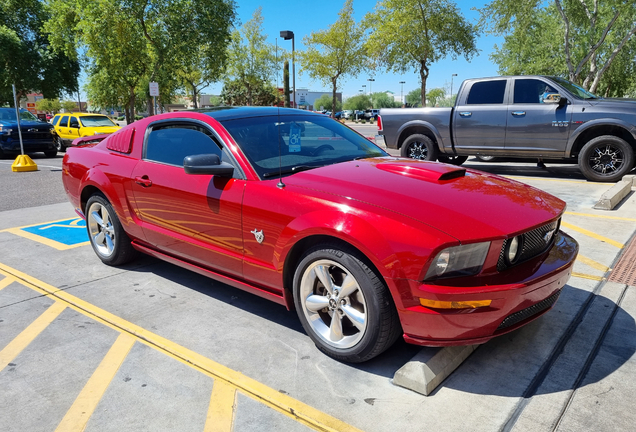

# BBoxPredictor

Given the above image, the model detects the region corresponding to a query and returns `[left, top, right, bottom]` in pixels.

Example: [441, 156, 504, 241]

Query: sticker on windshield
[289, 124, 301, 152]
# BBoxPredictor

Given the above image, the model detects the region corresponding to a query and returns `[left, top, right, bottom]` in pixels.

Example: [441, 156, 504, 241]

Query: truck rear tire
[401, 134, 438, 161]
[578, 135, 634, 182]
[438, 155, 468, 166]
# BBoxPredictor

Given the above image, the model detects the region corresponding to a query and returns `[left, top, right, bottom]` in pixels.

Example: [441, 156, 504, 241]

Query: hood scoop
[376, 161, 466, 182]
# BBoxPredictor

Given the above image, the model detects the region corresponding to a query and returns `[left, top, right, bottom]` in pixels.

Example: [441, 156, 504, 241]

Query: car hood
[586, 98, 636, 109]
[285, 158, 565, 241]
[0, 119, 52, 130]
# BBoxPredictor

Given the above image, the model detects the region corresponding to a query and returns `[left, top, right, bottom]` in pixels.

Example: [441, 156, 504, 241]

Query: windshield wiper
[262, 165, 317, 178]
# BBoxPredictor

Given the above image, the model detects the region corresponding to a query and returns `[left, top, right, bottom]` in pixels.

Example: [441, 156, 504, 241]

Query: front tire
[293, 245, 401, 363]
[578, 135, 635, 182]
[55, 137, 66, 152]
[86, 193, 138, 266]
[401, 134, 438, 161]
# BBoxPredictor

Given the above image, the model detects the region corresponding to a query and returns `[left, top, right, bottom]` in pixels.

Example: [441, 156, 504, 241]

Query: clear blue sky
[203, 0, 503, 100]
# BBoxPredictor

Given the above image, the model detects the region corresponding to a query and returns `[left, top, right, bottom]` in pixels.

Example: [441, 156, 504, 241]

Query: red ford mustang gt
[62, 107, 578, 362]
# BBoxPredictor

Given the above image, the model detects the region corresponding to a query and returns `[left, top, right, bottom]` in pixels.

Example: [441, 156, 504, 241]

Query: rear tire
[293, 245, 401, 363]
[401, 134, 438, 161]
[578, 135, 634, 182]
[475, 155, 499, 162]
[86, 193, 138, 266]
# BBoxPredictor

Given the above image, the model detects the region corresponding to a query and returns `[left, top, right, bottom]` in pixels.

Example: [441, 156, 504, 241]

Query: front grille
[497, 289, 561, 331]
[497, 219, 560, 271]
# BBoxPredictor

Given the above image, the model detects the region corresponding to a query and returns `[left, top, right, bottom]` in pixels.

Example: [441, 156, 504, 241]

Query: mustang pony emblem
[251, 229, 264, 244]
[543, 229, 556, 244]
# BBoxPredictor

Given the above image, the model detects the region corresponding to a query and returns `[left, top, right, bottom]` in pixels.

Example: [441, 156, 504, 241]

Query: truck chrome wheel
[88, 201, 116, 258]
[579, 135, 634, 182]
[299, 259, 368, 349]
[401, 134, 438, 161]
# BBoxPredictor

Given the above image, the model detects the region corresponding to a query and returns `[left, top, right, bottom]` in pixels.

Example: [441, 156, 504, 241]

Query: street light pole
[367, 78, 375, 95]
[399, 81, 405, 105]
[450, 73, 457, 102]
[280, 30, 296, 108]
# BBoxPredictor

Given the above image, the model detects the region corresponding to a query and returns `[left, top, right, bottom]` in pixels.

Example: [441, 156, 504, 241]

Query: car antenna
[275, 38, 285, 189]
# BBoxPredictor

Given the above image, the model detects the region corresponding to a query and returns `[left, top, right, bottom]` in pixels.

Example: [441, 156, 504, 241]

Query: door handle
[459, 112, 472, 117]
[512, 111, 526, 116]
[135, 176, 152, 187]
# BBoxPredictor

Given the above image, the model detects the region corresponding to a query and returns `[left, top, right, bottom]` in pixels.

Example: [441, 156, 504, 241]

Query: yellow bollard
[11, 154, 38, 172]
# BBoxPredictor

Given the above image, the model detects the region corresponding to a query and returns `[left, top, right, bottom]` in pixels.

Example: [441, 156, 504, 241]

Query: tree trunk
[127, 86, 136, 124]
[420, 61, 429, 107]
[147, 97, 154, 116]
[332, 78, 338, 118]
[192, 83, 198, 109]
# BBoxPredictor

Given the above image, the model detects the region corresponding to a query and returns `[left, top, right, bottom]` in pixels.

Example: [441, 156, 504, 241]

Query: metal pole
[292, 36, 296, 109]
[12, 84, 25, 155]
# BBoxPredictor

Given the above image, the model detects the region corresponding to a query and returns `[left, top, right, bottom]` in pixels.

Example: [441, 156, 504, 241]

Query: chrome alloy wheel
[87, 202, 116, 258]
[407, 142, 428, 160]
[588, 144, 624, 175]
[299, 259, 368, 349]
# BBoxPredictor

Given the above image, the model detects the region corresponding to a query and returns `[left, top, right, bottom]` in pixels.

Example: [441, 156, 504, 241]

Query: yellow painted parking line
[565, 211, 636, 222]
[2, 227, 89, 250]
[55, 333, 136, 432]
[571, 272, 604, 281]
[205, 380, 237, 432]
[561, 221, 625, 249]
[0, 262, 363, 432]
[576, 255, 610, 272]
[0, 301, 66, 373]
[0, 275, 15, 291]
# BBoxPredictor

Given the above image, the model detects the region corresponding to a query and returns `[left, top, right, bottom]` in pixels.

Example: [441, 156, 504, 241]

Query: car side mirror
[184, 153, 234, 177]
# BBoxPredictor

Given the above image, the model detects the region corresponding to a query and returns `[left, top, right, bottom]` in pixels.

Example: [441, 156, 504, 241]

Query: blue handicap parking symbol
[21, 218, 88, 246]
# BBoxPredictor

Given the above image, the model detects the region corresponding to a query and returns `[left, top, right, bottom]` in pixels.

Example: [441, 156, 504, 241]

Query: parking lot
[1, 147, 635, 431]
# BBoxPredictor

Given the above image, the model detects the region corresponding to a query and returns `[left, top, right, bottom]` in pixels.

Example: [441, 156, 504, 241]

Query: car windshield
[550, 77, 599, 99]
[220, 114, 387, 179]
[0, 109, 39, 122]
[79, 116, 117, 127]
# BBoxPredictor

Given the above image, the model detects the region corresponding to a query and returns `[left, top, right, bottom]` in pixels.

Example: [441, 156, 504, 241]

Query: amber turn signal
[420, 298, 492, 309]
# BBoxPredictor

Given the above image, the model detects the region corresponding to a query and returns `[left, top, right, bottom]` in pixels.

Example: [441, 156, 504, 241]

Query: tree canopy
[298, 0, 368, 117]
[480, 0, 636, 95]
[0, 0, 79, 105]
[365, 0, 478, 106]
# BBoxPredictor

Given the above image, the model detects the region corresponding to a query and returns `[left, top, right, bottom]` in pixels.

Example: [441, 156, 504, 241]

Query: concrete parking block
[393, 345, 479, 395]
[594, 179, 633, 210]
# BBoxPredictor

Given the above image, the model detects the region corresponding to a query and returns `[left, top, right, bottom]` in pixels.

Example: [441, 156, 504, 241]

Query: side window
[145, 124, 223, 167]
[69, 116, 80, 128]
[514, 79, 557, 104]
[466, 80, 507, 104]
[51, 115, 60, 125]
[59, 115, 69, 127]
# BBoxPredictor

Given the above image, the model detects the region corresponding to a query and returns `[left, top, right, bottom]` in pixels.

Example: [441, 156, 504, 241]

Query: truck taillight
[377, 115, 382, 131]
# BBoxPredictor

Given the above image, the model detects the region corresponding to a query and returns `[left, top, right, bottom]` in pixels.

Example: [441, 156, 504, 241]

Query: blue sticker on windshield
[289, 124, 301, 152]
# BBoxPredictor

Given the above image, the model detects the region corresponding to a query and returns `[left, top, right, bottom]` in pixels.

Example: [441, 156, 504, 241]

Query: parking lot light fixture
[399, 81, 406, 105]
[280, 30, 295, 108]
[450, 73, 458, 100]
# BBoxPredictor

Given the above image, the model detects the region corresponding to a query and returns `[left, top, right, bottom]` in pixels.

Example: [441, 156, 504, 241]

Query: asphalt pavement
[1, 135, 635, 431]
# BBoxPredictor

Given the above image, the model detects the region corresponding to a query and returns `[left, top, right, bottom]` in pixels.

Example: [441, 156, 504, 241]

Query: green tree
[221, 78, 277, 106]
[313, 94, 342, 111]
[365, 0, 478, 106]
[283, 60, 291, 108]
[0, 0, 79, 105]
[223, 8, 278, 106]
[370, 92, 399, 108]
[298, 0, 368, 118]
[343, 94, 371, 111]
[61, 100, 77, 112]
[480, 0, 636, 94]
[46, 0, 236, 122]
[426, 88, 446, 107]
[405, 88, 422, 107]
[35, 98, 62, 113]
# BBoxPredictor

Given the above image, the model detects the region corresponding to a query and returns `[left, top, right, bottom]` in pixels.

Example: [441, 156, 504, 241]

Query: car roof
[195, 106, 324, 122]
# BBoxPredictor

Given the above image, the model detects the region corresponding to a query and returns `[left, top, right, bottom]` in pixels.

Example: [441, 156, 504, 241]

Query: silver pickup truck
[377, 75, 636, 182]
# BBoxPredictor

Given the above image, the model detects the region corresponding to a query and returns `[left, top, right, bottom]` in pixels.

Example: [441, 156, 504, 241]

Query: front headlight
[425, 242, 491, 280]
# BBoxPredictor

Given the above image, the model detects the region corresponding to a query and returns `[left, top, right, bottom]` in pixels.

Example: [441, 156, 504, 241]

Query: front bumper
[397, 231, 578, 346]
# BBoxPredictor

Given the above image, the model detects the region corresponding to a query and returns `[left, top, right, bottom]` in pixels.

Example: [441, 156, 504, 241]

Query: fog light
[506, 235, 523, 264]
[420, 298, 492, 309]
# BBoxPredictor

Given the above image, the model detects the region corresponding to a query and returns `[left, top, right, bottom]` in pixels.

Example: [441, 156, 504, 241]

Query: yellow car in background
[51, 113, 121, 151]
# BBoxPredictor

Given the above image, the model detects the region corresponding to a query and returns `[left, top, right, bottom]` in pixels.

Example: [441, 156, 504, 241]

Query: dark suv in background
[0, 108, 57, 158]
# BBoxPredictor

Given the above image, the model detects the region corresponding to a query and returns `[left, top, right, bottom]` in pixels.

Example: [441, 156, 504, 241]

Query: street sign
[149, 81, 159, 96]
